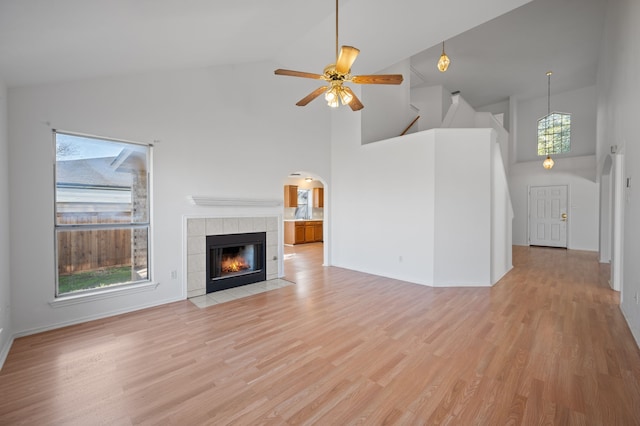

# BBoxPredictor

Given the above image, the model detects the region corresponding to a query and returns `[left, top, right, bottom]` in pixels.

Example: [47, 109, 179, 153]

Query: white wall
[477, 99, 510, 132]
[442, 94, 477, 128]
[476, 112, 510, 174]
[509, 83, 599, 254]
[331, 109, 506, 287]
[331, 110, 437, 285]
[0, 76, 12, 367]
[509, 155, 599, 251]
[596, 0, 640, 346]
[410, 85, 450, 131]
[492, 141, 514, 284]
[433, 129, 494, 286]
[516, 85, 597, 163]
[7, 61, 331, 335]
[361, 59, 415, 144]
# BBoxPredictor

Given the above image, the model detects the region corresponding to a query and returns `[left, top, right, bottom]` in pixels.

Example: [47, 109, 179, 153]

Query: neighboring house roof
[56, 157, 132, 189]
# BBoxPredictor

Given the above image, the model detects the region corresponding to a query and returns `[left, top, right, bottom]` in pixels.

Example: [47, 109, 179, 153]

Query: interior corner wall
[442, 95, 477, 128]
[7, 61, 331, 335]
[477, 99, 510, 132]
[360, 59, 414, 144]
[0, 76, 12, 367]
[492, 140, 514, 284]
[410, 85, 449, 131]
[596, 0, 640, 347]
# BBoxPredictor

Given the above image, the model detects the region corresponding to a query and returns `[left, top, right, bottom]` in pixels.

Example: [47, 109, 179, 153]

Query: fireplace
[206, 232, 266, 293]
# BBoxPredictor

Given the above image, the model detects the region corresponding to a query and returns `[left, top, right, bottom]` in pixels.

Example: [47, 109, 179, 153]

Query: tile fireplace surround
[186, 216, 279, 298]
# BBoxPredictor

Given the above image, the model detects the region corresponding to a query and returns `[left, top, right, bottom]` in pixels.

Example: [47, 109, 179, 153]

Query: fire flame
[221, 256, 249, 273]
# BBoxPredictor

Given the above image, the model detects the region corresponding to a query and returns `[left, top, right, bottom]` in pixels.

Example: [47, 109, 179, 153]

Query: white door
[529, 185, 568, 248]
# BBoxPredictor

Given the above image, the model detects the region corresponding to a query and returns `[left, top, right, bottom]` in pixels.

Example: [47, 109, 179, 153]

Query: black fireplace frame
[206, 232, 266, 293]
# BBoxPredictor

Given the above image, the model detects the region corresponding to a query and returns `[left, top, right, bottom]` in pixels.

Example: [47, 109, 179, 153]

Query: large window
[537, 112, 571, 156]
[54, 131, 151, 296]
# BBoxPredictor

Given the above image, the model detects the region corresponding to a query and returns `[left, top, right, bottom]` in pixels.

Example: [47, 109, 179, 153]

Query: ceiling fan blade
[351, 74, 404, 85]
[274, 69, 325, 80]
[296, 86, 328, 106]
[343, 87, 364, 111]
[335, 46, 360, 74]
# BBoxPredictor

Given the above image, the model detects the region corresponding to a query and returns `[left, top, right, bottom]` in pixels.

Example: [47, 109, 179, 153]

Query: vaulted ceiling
[0, 0, 606, 107]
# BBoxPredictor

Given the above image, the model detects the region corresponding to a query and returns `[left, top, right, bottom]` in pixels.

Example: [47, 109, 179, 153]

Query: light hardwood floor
[1, 244, 639, 425]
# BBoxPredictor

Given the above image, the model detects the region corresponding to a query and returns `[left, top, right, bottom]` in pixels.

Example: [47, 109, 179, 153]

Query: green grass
[58, 266, 133, 294]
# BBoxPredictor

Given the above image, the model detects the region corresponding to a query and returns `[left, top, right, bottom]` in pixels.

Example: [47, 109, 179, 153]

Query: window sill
[49, 281, 160, 308]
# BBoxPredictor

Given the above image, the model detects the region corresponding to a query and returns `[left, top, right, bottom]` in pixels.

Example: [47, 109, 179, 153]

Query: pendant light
[437, 41, 451, 72]
[542, 71, 554, 169]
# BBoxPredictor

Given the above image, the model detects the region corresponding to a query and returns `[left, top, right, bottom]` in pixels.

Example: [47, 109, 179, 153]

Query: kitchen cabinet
[284, 220, 323, 245]
[314, 222, 323, 242]
[284, 185, 298, 208]
[304, 224, 315, 242]
[313, 188, 324, 208]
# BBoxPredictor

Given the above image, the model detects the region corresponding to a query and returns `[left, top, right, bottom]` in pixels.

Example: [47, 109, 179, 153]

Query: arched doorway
[282, 172, 328, 282]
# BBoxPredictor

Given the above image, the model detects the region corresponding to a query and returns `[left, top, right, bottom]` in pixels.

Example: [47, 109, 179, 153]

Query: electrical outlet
[635, 292, 639, 304]
[171, 270, 177, 280]
[398, 255, 403, 263]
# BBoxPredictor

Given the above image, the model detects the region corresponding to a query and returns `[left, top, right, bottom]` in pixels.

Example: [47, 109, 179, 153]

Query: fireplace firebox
[206, 232, 266, 293]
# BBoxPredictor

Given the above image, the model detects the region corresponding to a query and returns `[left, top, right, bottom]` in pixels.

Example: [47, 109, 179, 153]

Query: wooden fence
[57, 212, 132, 274]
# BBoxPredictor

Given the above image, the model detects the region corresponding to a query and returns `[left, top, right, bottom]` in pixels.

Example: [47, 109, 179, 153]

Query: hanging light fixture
[324, 81, 353, 108]
[542, 71, 555, 169]
[437, 41, 451, 72]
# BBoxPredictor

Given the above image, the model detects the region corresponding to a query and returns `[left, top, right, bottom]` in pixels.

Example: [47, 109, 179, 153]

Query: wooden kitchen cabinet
[314, 222, 323, 242]
[284, 220, 323, 245]
[304, 223, 315, 242]
[284, 221, 304, 245]
[284, 185, 298, 208]
[295, 224, 305, 244]
[313, 188, 324, 208]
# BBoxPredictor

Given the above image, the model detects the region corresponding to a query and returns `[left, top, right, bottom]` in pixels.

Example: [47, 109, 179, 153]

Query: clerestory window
[54, 130, 151, 296]
[537, 112, 571, 156]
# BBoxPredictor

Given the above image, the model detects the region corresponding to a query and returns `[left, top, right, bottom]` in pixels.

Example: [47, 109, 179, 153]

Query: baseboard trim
[621, 304, 640, 351]
[12, 296, 184, 340]
[0, 335, 14, 371]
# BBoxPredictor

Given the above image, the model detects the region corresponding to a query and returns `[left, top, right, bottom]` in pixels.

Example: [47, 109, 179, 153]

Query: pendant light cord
[547, 71, 552, 115]
[335, 0, 339, 61]
[546, 71, 552, 155]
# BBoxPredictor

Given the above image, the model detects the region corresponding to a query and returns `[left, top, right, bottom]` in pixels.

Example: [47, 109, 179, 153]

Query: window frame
[537, 111, 571, 156]
[53, 130, 153, 299]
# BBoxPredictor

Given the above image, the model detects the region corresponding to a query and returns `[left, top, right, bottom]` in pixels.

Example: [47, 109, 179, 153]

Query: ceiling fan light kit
[274, 0, 403, 111]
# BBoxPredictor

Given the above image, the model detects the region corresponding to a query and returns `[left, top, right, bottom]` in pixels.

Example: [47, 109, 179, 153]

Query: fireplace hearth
[206, 232, 266, 293]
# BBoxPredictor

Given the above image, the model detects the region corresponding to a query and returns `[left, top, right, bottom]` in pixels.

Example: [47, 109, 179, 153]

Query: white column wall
[0, 76, 12, 367]
[433, 129, 494, 286]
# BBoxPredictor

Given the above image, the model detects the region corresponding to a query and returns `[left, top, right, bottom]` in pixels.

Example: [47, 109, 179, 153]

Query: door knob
[561, 213, 567, 221]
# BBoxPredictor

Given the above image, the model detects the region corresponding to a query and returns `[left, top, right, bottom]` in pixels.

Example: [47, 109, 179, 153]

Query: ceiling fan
[274, 0, 403, 111]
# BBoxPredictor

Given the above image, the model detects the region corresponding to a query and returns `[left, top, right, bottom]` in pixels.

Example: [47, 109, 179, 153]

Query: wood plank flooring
[1, 244, 639, 425]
